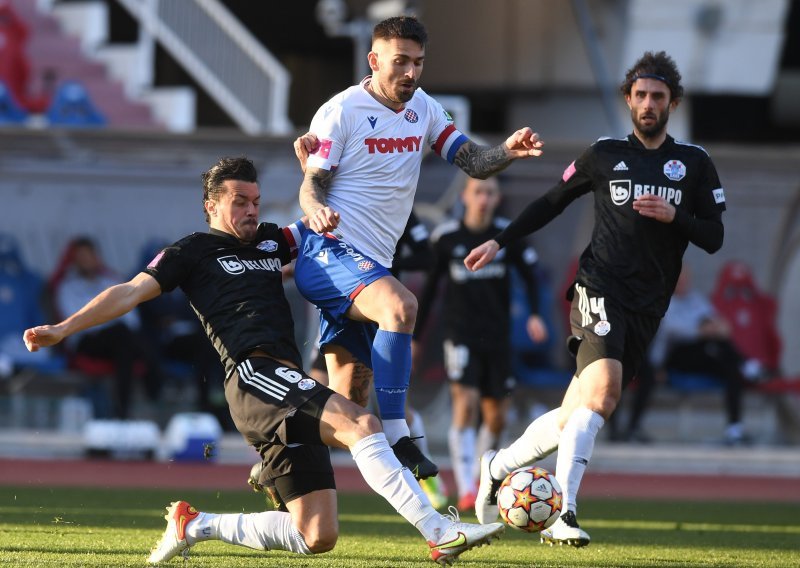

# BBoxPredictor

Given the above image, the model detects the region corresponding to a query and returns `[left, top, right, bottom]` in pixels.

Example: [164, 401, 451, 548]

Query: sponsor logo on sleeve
[713, 188, 726, 204]
[562, 161, 576, 182]
[314, 139, 333, 159]
[147, 251, 164, 269]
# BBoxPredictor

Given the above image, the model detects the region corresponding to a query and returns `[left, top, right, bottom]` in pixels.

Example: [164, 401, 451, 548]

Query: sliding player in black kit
[23, 157, 505, 565]
[466, 51, 726, 547]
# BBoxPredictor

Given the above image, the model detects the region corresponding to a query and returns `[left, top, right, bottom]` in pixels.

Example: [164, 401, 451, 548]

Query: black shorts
[568, 283, 660, 388]
[225, 356, 336, 500]
[443, 339, 515, 399]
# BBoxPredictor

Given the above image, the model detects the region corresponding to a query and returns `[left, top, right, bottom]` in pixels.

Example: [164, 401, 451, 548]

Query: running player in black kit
[467, 51, 726, 547]
[23, 157, 504, 565]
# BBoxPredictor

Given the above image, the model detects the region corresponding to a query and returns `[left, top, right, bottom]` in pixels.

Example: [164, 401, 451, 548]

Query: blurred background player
[294, 14, 544, 481]
[467, 51, 726, 547]
[414, 176, 547, 511]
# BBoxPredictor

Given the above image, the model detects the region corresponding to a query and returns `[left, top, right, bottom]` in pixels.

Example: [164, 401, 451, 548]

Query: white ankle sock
[382, 418, 411, 445]
[555, 407, 605, 514]
[489, 408, 561, 480]
[408, 408, 430, 455]
[448, 426, 476, 498]
[473, 424, 500, 481]
[187, 511, 310, 554]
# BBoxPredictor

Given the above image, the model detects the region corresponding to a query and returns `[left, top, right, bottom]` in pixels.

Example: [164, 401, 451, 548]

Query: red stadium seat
[710, 261, 782, 374]
[0, 2, 31, 111]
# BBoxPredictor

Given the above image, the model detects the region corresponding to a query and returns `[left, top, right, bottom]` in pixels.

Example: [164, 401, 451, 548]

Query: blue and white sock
[372, 330, 412, 444]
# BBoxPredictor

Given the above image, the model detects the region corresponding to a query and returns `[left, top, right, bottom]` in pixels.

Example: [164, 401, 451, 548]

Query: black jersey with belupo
[566, 135, 725, 316]
[498, 134, 725, 318]
[416, 217, 540, 345]
[144, 222, 303, 378]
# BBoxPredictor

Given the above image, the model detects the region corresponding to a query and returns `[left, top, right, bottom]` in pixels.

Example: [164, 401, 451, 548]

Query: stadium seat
[45, 80, 107, 127]
[710, 261, 782, 374]
[0, 233, 72, 428]
[511, 268, 573, 389]
[0, 80, 27, 124]
[0, 232, 64, 374]
[0, 2, 31, 111]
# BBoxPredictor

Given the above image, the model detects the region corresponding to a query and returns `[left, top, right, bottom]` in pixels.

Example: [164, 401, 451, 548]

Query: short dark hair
[201, 157, 258, 223]
[620, 51, 684, 102]
[372, 16, 427, 47]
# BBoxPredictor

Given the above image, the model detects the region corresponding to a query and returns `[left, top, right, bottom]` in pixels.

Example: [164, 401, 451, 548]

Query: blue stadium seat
[45, 81, 106, 127]
[0, 233, 65, 375]
[667, 372, 723, 393]
[510, 268, 573, 389]
[0, 80, 28, 125]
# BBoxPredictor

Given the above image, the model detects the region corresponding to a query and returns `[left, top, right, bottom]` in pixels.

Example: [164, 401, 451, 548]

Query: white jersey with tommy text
[306, 77, 467, 267]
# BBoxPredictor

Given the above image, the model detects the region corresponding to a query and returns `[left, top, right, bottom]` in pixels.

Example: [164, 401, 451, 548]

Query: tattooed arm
[299, 167, 340, 233]
[453, 127, 544, 179]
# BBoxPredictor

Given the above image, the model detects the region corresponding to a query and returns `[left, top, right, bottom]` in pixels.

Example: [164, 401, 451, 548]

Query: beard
[388, 79, 417, 104]
[632, 108, 670, 139]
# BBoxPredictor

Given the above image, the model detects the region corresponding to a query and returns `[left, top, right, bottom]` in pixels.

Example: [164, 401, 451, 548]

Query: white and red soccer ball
[497, 466, 562, 532]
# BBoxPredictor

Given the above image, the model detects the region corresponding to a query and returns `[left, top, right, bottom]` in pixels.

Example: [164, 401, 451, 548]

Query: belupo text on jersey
[217, 255, 282, 275]
[609, 179, 682, 206]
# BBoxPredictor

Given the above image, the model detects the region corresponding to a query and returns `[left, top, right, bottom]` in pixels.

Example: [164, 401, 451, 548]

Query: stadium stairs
[12, 0, 159, 130]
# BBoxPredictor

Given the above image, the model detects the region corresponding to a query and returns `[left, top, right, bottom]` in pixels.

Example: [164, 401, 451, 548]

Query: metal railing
[116, 0, 292, 135]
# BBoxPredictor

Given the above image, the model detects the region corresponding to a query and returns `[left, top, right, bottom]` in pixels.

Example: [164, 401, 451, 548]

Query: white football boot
[540, 510, 591, 547]
[428, 506, 505, 565]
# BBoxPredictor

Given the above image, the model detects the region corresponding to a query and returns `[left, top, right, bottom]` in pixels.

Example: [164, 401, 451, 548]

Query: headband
[632, 73, 667, 84]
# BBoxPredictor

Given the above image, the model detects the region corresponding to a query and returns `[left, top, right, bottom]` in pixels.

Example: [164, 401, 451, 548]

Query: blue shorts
[294, 227, 388, 367]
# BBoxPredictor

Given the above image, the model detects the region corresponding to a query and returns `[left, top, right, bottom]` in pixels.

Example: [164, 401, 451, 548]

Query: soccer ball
[497, 466, 562, 532]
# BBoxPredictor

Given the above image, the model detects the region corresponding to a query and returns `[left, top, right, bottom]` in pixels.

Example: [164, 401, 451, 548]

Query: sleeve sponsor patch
[147, 251, 164, 269]
[313, 139, 333, 159]
[713, 188, 725, 204]
[562, 161, 576, 182]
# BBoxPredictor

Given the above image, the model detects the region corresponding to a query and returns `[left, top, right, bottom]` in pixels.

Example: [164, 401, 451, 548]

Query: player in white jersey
[294, 15, 544, 480]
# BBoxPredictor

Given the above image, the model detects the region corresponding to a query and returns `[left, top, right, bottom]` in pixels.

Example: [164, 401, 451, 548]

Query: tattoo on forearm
[453, 141, 511, 178]
[299, 168, 333, 215]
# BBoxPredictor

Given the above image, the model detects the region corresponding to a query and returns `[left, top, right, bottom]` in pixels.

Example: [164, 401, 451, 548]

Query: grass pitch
[1, 485, 798, 567]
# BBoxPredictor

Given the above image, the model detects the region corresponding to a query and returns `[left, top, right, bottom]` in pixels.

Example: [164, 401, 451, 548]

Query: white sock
[555, 407, 605, 515]
[350, 432, 447, 542]
[408, 408, 430, 455]
[448, 426, 476, 498]
[473, 424, 499, 481]
[489, 408, 561, 480]
[382, 418, 411, 445]
[187, 511, 311, 554]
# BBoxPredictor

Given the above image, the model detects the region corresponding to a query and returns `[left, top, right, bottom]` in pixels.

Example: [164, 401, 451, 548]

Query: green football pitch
[1, 486, 798, 567]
